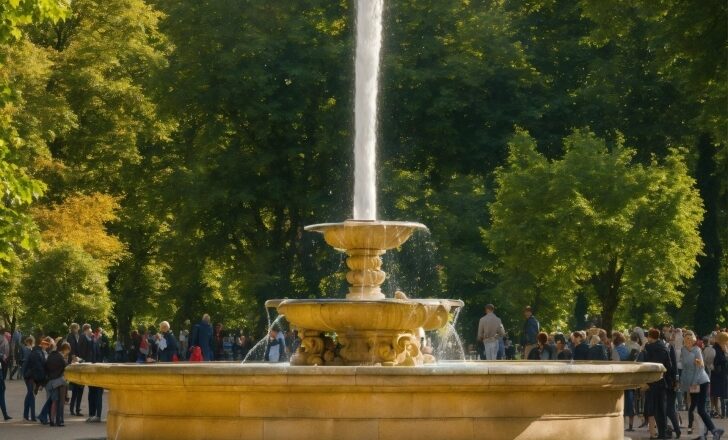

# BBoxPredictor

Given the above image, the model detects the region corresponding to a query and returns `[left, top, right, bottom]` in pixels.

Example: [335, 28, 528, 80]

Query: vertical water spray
[353, 0, 383, 220]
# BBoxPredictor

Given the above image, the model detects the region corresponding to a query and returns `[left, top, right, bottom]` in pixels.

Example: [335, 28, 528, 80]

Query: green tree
[20, 244, 111, 334]
[578, 0, 727, 334]
[486, 129, 704, 332]
[0, 0, 67, 272]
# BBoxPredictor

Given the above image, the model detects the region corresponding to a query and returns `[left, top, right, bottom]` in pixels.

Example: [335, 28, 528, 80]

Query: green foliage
[486, 129, 704, 332]
[20, 244, 111, 334]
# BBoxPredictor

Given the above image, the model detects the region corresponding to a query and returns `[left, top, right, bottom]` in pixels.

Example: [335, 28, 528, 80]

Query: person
[9, 327, 22, 380]
[213, 323, 225, 360]
[704, 335, 719, 417]
[157, 321, 179, 362]
[66, 323, 84, 416]
[641, 328, 672, 440]
[521, 306, 539, 359]
[46, 342, 71, 427]
[190, 314, 214, 361]
[553, 333, 572, 360]
[78, 324, 103, 422]
[36, 337, 54, 425]
[612, 332, 637, 432]
[660, 331, 681, 439]
[0, 344, 9, 420]
[0, 329, 9, 380]
[571, 331, 589, 360]
[20, 336, 35, 421]
[527, 332, 555, 360]
[680, 330, 723, 439]
[587, 335, 608, 361]
[264, 327, 286, 363]
[477, 304, 506, 361]
[113, 337, 125, 362]
[178, 325, 189, 361]
[129, 329, 141, 363]
[712, 332, 728, 419]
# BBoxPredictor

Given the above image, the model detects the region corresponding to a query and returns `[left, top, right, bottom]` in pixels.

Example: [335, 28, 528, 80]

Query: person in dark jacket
[641, 328, 672, 440]
[527, 332, 555, 360]
[521, 306, 540, 359]
[190, 314, 214, 361]
[66, 323, 84, 416]
[46, 342, 71, 426]
[587, 335, 609, 361]
[554, 333, 572, 360]
[20, 336, 35, 421]
[78, 324, 103, 422]
[712, 332, 728, 418]
[572, 331, 590, 360]
[157, 321, 179, 362]
[661, 332, 681, 439]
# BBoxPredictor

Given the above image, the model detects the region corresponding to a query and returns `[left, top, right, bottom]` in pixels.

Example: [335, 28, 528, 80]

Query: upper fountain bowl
[304, 220, 428, 251]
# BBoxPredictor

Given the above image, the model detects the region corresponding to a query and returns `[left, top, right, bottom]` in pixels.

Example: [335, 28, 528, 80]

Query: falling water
[352, 0, 383, 220]
[434, 307, 466, 361]
[241, 315, 287, 363]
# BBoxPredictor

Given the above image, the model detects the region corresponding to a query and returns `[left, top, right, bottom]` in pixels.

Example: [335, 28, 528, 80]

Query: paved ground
[2, 378, 728, 439]
[1, 377, 107, 440]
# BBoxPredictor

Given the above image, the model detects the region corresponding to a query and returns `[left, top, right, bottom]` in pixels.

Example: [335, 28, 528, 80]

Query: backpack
[189, 346, 203, 362]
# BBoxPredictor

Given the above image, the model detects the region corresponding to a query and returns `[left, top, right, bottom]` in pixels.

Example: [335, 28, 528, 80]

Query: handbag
[689, 384, 700, 393]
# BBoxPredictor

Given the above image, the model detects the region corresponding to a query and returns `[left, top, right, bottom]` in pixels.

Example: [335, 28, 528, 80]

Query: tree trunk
[693, 134, 723, 335]
[592, 257, 624, 334]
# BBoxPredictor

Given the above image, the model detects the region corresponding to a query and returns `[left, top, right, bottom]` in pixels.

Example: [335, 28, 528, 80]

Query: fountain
[64, 0, 664, 438]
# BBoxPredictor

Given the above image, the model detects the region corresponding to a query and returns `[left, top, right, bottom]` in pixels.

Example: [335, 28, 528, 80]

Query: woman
[680, 330, 723, 439]
[713, 332, 728, 419]
[21, 336, 35, 421]
[46, 342, 71, 427]
[527, 332, 555, 360]
[587, 335, 608, 361]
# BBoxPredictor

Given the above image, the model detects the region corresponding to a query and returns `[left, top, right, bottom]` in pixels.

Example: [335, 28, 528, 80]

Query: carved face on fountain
[267, 219, 463, 367]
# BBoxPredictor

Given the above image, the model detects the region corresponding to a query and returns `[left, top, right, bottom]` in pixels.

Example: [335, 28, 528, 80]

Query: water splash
[434, 307, 466, 361]
[241, 315, 287, 363]
[352, 0, 383, 220]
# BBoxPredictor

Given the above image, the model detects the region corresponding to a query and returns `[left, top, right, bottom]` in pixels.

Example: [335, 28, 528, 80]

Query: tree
[0, 0, 67, 272]
[486, 129, 704, 332]
[32, 192, 125, 267]
[20, 244, 111, 334]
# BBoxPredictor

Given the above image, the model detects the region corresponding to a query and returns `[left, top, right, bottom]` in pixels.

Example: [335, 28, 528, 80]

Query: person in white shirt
[477, 304, 505, 361]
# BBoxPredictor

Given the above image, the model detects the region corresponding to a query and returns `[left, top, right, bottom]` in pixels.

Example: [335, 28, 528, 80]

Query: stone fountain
[64, 0, 665, 439]
[267, 220, 463, 367]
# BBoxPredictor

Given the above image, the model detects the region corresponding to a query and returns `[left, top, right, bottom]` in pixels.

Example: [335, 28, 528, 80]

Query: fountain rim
[264, 298, 464, 309]
[304, 219, 429, 233]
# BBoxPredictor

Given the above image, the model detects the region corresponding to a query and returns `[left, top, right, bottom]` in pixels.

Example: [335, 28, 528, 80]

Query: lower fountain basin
[65, 361, 664, 440]
[266, 298, 463, 332]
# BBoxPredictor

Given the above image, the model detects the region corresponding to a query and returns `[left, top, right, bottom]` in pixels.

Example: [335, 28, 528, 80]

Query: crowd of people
[477, 304, 728, 439]
[0, 314, 301, 429]
[3, 308, 728, 439]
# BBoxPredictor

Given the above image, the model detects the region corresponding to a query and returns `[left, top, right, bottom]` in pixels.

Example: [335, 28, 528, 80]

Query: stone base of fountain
[65, 361, 663, 440]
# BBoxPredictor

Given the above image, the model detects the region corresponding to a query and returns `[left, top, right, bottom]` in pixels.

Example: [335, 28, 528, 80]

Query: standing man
[477, 304, 506, 361]
[190, 314, 214, 361]
[66, 323, 84, 416]
[521, 306, 540, 359]
[78, 324, 103, 422]
[641, 328, 672, 440]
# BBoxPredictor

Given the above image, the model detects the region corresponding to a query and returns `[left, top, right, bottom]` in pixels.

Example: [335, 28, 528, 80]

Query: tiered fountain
[65, 1, 664, 439]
